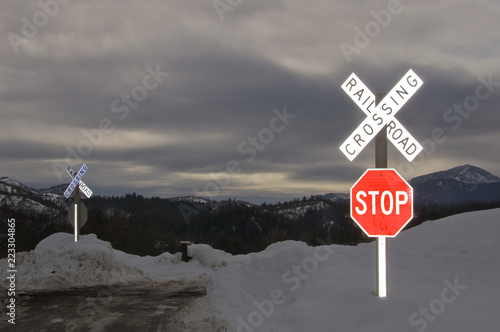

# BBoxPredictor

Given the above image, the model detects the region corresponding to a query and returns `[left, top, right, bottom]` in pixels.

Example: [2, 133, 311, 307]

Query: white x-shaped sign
[64, 164, 93, 198]
[339, 69, 424, 162]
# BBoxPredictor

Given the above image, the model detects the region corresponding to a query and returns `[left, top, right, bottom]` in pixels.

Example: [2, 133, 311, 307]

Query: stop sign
[351, 169, 413, 237]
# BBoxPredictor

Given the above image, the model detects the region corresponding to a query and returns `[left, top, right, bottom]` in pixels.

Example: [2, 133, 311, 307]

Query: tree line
[1, 194, 499, 258]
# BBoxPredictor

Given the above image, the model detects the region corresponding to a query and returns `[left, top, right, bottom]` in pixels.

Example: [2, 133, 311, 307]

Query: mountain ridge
[2, 164, 500, 257]
[1, 164, 500, 210]
[410, 164, 500, 186]
[409, 165, 500, 205]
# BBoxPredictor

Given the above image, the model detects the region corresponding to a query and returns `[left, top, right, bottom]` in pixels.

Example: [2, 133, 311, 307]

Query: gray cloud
[1, 0, 500, 203]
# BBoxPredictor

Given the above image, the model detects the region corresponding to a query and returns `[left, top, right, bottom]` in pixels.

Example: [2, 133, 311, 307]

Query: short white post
[74, 202, 78, 242]
[377, 236, 387, 297]
[74, 183, 80, 242]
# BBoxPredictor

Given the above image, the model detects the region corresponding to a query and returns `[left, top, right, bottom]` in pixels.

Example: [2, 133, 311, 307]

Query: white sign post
[64, 164, 91, 242]
[340, 70, 423, 297]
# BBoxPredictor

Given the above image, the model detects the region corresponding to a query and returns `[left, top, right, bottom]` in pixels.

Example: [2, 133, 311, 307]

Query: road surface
[1, 282, 222, 331]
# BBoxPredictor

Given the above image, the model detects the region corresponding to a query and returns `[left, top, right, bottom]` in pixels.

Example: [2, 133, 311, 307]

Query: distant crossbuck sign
[63, 164, 89, 198]
[66, 166, 93, 198]
[339, 69, 424, 162]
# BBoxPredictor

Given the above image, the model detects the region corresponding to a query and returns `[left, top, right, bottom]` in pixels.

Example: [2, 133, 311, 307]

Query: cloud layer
[1, 0, 500, 203]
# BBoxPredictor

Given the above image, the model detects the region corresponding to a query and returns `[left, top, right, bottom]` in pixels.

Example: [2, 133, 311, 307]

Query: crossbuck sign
[66, 166, 93, 198]
[63, 164, 89, 198]
[340, 69, 424, 162]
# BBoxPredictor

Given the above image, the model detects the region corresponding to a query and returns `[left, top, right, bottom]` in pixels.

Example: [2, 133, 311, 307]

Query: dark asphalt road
[1, 282, 207, 332]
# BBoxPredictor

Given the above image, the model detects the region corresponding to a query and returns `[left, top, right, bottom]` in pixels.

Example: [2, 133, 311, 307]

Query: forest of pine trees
[2, 194, 499, 258]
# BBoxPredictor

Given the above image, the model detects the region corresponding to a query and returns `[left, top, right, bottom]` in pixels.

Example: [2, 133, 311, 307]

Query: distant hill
[409, 165, 500, 205]
[317, 165, 500, 207]
[38, 183, 70, 197]
[313, 193, 349, 203]
[0, 178, 358, 256]
[1, 164, 500, 257]
[0, 177, 67, 213]
[2, 164, 499, 215]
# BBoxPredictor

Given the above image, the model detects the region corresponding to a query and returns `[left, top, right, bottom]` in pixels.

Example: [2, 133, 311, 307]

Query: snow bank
[0, 233, 243, 293]
[188, 244, 248, 270]
[2, 209, 500, 332]
[208, 208, 500, 332]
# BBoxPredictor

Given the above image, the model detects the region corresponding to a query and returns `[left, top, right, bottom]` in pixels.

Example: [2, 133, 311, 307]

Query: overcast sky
[1, 0, 499, 203]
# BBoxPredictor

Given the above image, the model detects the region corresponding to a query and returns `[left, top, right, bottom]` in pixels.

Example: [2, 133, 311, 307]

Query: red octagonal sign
[351, 169, 413, 237]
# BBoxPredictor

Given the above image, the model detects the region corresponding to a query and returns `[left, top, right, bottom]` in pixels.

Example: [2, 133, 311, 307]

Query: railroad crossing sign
[64, 164, 91, 242]
[350, 169, 413, 237]
[66, 166, 93, 198]
[339, 69, 424, 162]
[64, 164, 89, 198]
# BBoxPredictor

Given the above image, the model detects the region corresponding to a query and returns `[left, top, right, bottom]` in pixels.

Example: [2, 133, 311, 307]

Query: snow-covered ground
[1, 233, 245, 293]
[209, 208, 500, 331]
[2, 208, 500, 331]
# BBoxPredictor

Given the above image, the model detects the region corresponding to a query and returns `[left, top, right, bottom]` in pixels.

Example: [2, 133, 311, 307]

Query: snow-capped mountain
[410, 164, 500, 185]
[314, 165, 500, 207]
[2, 165, 500, 213]
[2, 165, 500, 257]
[2, 164, 500, 214]
[0, 177, 68, 214]
[0, 176, 36, 193]
[38, 183, 72, 197]
[410, 165, 500, 205]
